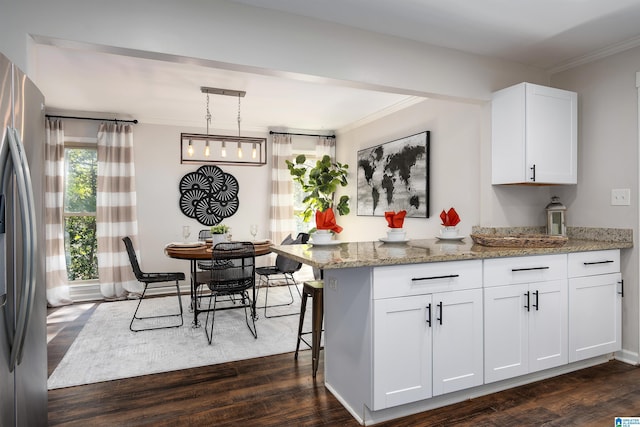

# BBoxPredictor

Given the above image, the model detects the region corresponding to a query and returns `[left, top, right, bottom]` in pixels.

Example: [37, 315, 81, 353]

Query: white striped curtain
[44, 119, 72, 306]
[316, 135, 336, 161]
[96, 123, 141, 299]
[269, 133, 295, 244]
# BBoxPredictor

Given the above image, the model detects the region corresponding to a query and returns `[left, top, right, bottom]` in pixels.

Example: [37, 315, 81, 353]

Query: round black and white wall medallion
[178, 165, 240, 226]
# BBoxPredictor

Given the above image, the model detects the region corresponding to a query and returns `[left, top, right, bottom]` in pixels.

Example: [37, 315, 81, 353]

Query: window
[63, 142, 98, 281]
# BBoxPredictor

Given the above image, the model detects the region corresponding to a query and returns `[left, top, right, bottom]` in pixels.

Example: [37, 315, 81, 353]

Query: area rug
[48, 286, 312, 389]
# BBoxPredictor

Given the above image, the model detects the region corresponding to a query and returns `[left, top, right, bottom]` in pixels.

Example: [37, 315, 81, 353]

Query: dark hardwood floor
[48, 302, 640, 426]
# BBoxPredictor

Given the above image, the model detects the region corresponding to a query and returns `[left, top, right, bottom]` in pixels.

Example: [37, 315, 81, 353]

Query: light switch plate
[611, 188, 631, 206]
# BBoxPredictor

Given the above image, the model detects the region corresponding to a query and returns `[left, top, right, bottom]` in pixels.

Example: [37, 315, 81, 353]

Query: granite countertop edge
[270, 227, 633, 270]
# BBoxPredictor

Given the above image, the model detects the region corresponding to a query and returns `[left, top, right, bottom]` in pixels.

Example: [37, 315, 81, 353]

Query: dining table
[164, 240, 272, 326]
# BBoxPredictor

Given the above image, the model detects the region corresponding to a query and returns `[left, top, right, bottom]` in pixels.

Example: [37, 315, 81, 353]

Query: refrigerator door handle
[2, 127, 37, 371]
[0, 193, 5, 308]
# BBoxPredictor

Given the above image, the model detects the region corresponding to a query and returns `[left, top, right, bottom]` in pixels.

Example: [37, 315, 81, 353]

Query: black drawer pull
[426, 303, 432, 327]
[524, 291, 530, 312]
[511, 266, 550, 272]
[583, 260, 614, 266]
[412, 274, 459, 281]
[437, 301, 443, 325]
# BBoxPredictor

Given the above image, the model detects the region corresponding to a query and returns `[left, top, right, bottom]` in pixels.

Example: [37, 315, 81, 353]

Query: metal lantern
[545, 196, 566, 236]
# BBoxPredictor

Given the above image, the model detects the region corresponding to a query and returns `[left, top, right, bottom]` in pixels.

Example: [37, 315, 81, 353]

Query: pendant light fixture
[180, 86, 266, 166]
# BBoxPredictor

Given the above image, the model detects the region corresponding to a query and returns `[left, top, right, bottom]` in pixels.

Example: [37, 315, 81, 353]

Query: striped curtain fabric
[44, 119, 72, 306]
[316, 135, 335, 161]
[96, 123, 141, 299]
[269, 133, 295, 244]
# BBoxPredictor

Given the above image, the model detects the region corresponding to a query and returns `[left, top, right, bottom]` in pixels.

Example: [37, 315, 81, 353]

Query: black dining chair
[122, 236, 185, 332]
[194, 241, 257, 344]
[255, 232, 309, 318]
[197, 229, 214, 271]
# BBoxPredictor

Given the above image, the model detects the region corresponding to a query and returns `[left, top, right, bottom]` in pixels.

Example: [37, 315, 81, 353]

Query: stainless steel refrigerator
[0, 52, 48, 426]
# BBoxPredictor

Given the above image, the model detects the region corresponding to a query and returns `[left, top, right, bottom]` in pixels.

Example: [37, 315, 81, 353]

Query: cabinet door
[528, 279, 568, 372]
[432, 288, 483, 396]
[569, 273, 622, 362]
[484, 284, 529, 383]
[372, 295, 432, 409]
[526, 84, 577, 184]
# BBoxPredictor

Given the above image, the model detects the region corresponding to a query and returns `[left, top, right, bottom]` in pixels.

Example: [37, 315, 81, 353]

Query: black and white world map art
[357, 131, 429, 218]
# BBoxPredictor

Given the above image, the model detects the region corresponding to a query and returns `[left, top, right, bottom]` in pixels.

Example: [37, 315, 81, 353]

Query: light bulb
[204, 141, 210, 157]
[237, 142, 243, 158]
[187, 140, 194, 157]
[252, 142, 257, 159]
[221, 141, 226, 158]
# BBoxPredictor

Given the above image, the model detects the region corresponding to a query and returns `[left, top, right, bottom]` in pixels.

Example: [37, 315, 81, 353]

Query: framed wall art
[357, 131, 429, 218]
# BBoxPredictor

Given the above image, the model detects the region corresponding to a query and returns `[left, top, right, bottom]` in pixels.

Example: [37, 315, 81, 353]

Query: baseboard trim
[615, 349, 640, 366]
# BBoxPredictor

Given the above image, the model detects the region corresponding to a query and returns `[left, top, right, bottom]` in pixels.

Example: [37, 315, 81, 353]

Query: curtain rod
[269, 131, 335, 138]
[45, 114, 138, 124]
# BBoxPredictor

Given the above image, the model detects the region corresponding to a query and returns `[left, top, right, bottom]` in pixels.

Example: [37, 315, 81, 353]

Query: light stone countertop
[270, 229, 633, 270]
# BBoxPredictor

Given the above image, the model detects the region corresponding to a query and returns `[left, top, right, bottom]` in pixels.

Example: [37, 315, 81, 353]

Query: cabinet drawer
[484, 254, 567, 287]
[373, 260, 482, 299]
[568, 250, 620, 278]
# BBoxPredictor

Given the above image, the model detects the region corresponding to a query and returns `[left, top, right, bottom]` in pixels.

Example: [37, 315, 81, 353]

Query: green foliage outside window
[64, 216, 98, 281]
[64, 147, 98, 281]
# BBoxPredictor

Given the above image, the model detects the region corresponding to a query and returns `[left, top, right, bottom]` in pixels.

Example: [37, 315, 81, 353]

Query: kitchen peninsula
[270, 228, 632, 425]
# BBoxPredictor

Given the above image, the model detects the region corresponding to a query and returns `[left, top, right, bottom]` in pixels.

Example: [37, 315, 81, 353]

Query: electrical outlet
[611, 188, 631, 206]
[328, 277, 338, 290]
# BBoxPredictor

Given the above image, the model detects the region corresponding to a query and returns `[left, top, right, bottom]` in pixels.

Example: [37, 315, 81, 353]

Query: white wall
[551, 46, 640, 361]
[3, 0, 547, 103]
[336, 97, 554, 242]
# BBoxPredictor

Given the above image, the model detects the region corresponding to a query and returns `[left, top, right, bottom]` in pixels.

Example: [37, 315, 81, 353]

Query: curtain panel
[44, 119, 72, 306]
[269, 133, 295, 244]
[96, 123, 141, 299]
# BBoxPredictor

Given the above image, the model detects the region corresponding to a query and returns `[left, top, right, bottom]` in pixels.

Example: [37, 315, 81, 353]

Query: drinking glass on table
[250, 224, 258, 240]
[182, 225, 191, 242]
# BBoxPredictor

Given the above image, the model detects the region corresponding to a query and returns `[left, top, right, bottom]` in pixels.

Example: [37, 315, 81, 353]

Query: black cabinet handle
[412, 274, 459, 281]
[437, 301, 443, 325]
[512, 266, 550, 272]
[524, 291, 530, 312]
[426, 303, 432, 327]
[583, 260, 614, 266]
[530, 164, 536, 182]
[618, 280, 624, 298]
[532, 290, 539, 311]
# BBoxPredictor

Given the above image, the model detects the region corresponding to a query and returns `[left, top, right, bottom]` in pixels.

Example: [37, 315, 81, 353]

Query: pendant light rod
[200, 86, 246, 98]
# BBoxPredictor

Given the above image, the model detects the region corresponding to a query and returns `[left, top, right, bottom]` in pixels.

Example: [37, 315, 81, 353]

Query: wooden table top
[165, 240, 272, 260]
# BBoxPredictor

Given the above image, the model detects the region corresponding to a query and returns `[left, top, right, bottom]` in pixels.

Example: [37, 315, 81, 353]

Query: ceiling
[34, 0, 640, 133]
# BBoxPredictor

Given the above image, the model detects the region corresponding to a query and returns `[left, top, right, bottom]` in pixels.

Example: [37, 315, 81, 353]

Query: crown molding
[550, 34, 640, 74]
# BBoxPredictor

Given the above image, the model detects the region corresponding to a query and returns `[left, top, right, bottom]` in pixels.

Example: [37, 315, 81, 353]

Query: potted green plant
[286, 154, 350, 239]
[210, 223, 230, 244]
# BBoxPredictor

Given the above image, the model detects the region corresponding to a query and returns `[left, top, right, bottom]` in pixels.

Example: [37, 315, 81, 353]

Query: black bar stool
[295, 280, 324, 378]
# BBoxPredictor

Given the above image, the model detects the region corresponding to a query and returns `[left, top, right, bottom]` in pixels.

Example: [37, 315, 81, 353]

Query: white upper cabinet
[491, 82, 578, 185]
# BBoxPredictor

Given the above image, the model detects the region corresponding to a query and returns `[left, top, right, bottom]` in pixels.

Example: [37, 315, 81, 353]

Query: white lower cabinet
[372, 261, 483, 410]
[483, 255, 568, 383]
[568, 250, 622, 362]
[373, 288, 483, 409]
[484, 280, 567, 383]
[367, 250, 622, 413]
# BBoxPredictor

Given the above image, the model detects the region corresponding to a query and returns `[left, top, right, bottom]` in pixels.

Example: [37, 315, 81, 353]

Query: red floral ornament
[315, 208, 343, 233]
[384, 210, 407, 228]
[440, 208, 461, 227]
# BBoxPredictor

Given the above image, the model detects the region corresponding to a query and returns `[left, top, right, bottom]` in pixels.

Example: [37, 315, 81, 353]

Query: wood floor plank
[48, 303, 640, 426]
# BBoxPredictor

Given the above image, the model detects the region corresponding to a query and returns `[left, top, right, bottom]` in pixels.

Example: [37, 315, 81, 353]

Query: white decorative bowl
[440, 226, 459, 238]
[386, 228, 406, 241]
[312, 230, 332, 244]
